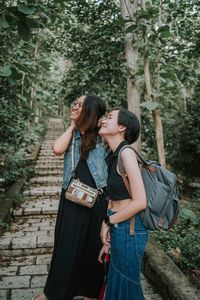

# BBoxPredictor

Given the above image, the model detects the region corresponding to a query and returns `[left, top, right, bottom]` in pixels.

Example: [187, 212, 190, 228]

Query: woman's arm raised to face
[52, 123, 75, 155]
[109, 148, 147, 224]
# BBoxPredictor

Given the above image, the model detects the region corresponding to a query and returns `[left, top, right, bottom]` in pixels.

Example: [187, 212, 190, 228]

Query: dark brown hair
[76, 95, 106, 159]
[118, 109, 140, 144]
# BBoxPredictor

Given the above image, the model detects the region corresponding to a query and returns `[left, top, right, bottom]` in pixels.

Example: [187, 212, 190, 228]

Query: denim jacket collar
[74, 130, 81, 140]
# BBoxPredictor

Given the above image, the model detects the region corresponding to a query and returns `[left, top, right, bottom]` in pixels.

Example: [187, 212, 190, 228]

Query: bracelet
[104, 216, 114, 227]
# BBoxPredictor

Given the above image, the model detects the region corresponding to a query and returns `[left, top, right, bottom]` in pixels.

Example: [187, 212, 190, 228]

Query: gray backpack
[117, 145, 181, 231]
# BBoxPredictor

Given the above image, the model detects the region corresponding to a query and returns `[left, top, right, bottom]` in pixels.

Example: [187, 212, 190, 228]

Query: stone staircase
[0, 118, 163, 300]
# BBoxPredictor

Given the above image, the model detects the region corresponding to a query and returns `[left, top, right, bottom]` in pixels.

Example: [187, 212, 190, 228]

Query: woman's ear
[119, 125, 126, 134]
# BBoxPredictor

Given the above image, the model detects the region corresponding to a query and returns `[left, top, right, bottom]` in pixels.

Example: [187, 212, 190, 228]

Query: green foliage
[153, 183, 200, 271]
[140, 101, 160, 111]
[0, 65, 12, 77]
[0, 1, 61, 155]
[18, 5, 35, 15]
[57, 0, 127, 108]
[0, 221, 10, 231]
[163, 77, 200, 177]
[0, 122, 44, 188]
[3, 154, 26, 184]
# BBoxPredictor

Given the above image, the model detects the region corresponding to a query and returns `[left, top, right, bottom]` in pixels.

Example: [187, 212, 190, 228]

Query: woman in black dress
[33, 95, 108, 300]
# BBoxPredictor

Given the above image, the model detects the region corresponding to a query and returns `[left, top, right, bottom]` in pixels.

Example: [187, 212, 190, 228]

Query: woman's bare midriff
[109, 198, 132, 212]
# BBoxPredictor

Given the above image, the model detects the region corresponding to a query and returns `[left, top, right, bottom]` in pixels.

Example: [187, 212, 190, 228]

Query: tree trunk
[152, 109, 166, 166]
[142, 0, 166, 166]
[120, 0, 141, 151]
[144, 44, 166, 166]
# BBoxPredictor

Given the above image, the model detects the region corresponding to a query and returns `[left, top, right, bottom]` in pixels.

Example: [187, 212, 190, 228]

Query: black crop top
[106, 141, 131, 201]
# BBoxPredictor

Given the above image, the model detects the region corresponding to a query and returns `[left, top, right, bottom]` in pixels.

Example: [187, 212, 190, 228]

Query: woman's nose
[100, 116, 107, 126]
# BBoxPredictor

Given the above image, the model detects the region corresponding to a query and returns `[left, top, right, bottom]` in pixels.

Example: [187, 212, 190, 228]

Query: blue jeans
[105, 210, 148, 300]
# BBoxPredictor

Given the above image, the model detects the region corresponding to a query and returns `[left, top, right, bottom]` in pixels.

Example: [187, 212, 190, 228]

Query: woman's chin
[98, 129, 103, 135]
[98, 128, 106, 137]
[70, 115, 79, 121]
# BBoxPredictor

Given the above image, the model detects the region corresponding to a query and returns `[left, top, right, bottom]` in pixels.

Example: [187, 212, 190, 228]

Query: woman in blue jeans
[98, 109, 148, 300]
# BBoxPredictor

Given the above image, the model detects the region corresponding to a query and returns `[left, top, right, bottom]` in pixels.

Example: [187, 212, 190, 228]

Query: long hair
[76, 95, 106, 159]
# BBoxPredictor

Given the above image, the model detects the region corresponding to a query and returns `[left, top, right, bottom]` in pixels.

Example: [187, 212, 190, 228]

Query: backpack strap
[117, 145, 154, 235]
[118, 145, 157, 176]
[117, 145, 142, 193]
[117, 146, 137, 235]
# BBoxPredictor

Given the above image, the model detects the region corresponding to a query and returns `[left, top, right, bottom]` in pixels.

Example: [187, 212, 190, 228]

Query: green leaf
[160, 30, 171, 38]
[140, 101, 160, 111]
[10, 68, 22, 80]
[113, 18, 125, 26]
[180, 208, 199, 226]
[153, 91, 163, 98]
[149, 34, 157, 43]
[25, 18, 39, 29]
[158, 25, 170, 33]
[17, 21, 31, 41]
[134, 41, 145, 48]
[18, 5, 35, 15]
[125, 24, 137, 33]
[0, 15, 9, 28]
[160, 72, 174, 80]
[16, 94, 27, 102]
[0, 65, 12, 77]
[30, 43, 37, 48]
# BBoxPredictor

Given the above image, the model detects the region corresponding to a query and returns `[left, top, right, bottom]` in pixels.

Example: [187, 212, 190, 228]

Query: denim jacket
[62, 130, 108, 190]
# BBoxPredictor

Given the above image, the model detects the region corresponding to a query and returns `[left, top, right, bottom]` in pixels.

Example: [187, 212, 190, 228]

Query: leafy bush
[0, 122, 45, 188]
[164, 95, 200, 177]
[153, 182, 200, 272]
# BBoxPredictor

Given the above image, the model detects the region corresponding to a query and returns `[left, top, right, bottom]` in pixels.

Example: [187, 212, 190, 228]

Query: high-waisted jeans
[105, 210, 148, 300]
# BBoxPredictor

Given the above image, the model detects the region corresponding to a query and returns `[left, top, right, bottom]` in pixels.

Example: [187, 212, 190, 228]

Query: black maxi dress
[44, 159, 108, 300]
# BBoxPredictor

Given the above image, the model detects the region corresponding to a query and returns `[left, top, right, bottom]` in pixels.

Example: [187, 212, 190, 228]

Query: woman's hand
[100, 221, 111, 246]
[98, 244, 110, 263]
[52, 123, 75, 155]
[70, 119, 76, 131]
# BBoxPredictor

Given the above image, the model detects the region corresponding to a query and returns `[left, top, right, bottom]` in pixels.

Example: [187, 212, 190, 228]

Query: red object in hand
[98, 253, 110, 300]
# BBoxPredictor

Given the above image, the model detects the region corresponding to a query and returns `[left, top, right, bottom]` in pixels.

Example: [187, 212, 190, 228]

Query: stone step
[37, 152, 63, 157]
[43, 135, 63, 139]
[36, 161, 64, 167]
[39, 142, 55, 145]
[34, 170, 63, 176]
[37, 155, 63, 160]
[40, 140, 56, 143]
[38, 148, 53, 152]
[39, 145, 54, 148]
[13, 197, 59, 217]
[0, 256, 162, 300]
[35, 162, 63, 168]
[34, 165, 62, 171]
[0, 217, 56, 258]
[30, 176, 62, 185]
[23, 187, 61, 197]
